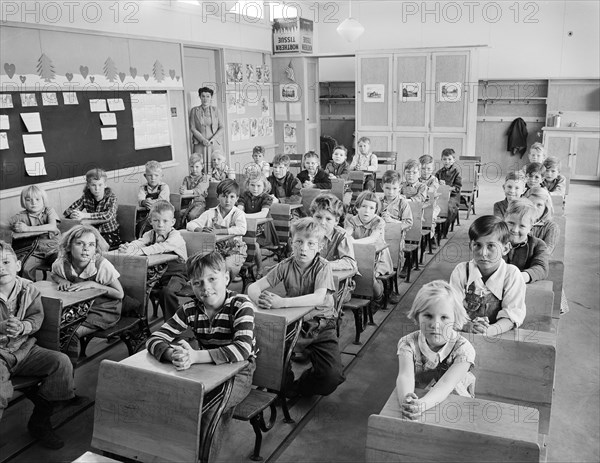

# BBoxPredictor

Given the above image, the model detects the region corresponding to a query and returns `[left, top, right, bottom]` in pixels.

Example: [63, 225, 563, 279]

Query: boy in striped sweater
[146, 251, 256, 459]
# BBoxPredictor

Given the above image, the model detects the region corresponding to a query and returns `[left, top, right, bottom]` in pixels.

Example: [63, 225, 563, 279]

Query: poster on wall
[250, 118, 258, 137]
[230, 120, 241, 141]
[226, 63, 243, 83]
[283, 122, 297, 143]
[262, 65, 271, 83]
[363, 84, 384, 103]
[280, 84, 299, 102]
[266, 117, 273, 135]
[226, 92, 237, 114]
[261, 97, 270, 116]
[400, 83, 422, 102]
[438, 82, 462, 102]
[284, 144, 297, 154]
[240, 118, 250, 140]
[246, 64, 256, 82]
[131, 92, 171, 150]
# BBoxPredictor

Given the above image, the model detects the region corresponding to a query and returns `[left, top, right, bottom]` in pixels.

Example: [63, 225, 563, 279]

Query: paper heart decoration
[143, 74, 149, 81]
[130, 67, 137, 78]
[66, 72, 73, 81]
[4, 63, 15, 79]
[176, 76, 180, 82]
[169, 69, 176, 79]
[19, 75, 26, 83]
[80, 65, 89, 79]
[90, 76, 95, 83]
[119, 72, 126, 83]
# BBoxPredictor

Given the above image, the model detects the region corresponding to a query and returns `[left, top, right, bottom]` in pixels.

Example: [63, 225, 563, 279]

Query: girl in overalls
[136, 161, 170, 237]
[9, 186, 60, 281]
[396, 280, 476, 420]
[51, 225, 124, 359]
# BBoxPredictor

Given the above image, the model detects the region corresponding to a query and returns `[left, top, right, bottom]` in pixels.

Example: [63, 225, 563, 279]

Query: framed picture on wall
[363, 84, 384, 103]
[438, 82, 462, 102]
[283, 122, 297, 142]
[400, 82, 421, 102]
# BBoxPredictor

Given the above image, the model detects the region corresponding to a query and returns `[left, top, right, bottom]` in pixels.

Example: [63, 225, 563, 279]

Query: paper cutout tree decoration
[37, 54, 55, 82]
[104, 57, 118, 82]
[153, 60, 165, 82]
[285, 60, 296, 82]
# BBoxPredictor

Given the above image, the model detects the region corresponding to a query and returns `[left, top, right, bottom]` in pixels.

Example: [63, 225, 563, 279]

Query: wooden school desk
[33, 280, 107, 353]
[367, 388, 540, 462]
[252, 305, 314, 422]
[104, 250, 179, 267]
[92, 351, 249, 463]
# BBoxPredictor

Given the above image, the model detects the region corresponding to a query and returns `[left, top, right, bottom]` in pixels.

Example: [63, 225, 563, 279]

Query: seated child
[543, 156, 566, 196]
[179, 153, 209, 225]
[379, 170, 413, 280]
[523, 187, 560, 255]
[349, 136, 377, 191]
[344, 191, 393, 307]
[419, 154, 440, 211]
[210, 150, 235, 181]
[503, 199, 549, 284]
[0, 241, 76, 449]
[51, 226, 124, 359]
[119, 201, 188, 320]
[310, 194, 357, 273]
[396, 280, 476, 420]
[268, 153, 303, 205]
[493, 171, 526, 219]
[524, 162, 546, 194]
[237, 174, 279, 278]
[243, 145, 271, 178]
[248, 218, 345, 397]
[9, 186, 60, 280]
[401, 159, 427, 203]
[325, 145, 350, 180]
[527, 142, 546, 165]
[297, 151, 332, 189]
[435, 148, 462, 227]
[64, 168, 121, 249]
[449, 215, 526, 335]
[146, 251, 256, 459]
[187, 179, 247, 279]
[135, 161, 170, 238]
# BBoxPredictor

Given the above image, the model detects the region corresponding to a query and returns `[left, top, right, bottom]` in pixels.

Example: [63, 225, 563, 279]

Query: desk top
[333, 268, 357, 282]
[253, 305, 314, 325]
[12, 230, 49, 239]
[34, 280, 107, 306]
[216, 234, 236, 243]
[247, 217, 274, 226]
[380, 388, 539, 443]
[120, 350, 248, 394]
[104, 250, 179, 267]
[63, 217, 109, 226]
[289, 204, 303, 210]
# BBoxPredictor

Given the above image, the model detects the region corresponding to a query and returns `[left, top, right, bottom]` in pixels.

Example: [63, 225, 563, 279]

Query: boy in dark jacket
[297, 151, 332, 190]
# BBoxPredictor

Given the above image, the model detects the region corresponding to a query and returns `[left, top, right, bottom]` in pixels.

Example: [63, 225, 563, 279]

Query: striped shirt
[64, 188, 119, 234]
[146, 290, 257, 365]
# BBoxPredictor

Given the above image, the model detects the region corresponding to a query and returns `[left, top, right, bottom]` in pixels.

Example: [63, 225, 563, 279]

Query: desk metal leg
[280, 320, 302, 423]
[200, 378, 234, 463]
[59, 300, 93, 354]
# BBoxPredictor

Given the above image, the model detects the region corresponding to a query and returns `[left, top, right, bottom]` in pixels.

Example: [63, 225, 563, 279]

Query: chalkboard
[0, 90, 172, 191]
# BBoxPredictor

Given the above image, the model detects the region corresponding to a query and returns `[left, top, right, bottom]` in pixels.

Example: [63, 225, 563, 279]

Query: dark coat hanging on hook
[506, 117, 528, 157]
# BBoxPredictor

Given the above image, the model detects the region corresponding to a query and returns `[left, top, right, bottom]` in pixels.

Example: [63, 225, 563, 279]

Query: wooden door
[305, 58, 320, 152]
[430, 52, 469, 132]
[357, 55, 392, 131]
[393, 53, 429, 132]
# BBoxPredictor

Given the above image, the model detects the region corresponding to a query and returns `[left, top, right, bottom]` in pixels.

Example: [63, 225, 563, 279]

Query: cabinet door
[393, 133, 428, 168]
[430, 134, 466, 160]
[357, 132, 392, 152]
[431, 52, 469, 132]
[357, 55, 392, 131]
[544, 133, 573, 169]
[393, 53, 429, 131]
[573, 134, 600, 180]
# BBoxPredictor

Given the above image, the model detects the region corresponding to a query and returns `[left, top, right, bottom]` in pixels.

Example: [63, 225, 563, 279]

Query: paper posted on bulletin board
[131, 93, 171, 150]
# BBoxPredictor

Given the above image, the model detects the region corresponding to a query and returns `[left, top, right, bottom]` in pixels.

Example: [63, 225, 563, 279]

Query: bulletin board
[0, 90, 172, 191]
[224, 51, 275, 158]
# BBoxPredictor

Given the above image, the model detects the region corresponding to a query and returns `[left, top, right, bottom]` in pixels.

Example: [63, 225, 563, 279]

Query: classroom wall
[312, 0, 600, 80]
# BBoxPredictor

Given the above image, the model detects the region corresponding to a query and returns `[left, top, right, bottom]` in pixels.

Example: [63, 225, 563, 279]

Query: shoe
[399, 268, 407, 279]
[27, 397, 64, 450]
[389, 293, 401, 304]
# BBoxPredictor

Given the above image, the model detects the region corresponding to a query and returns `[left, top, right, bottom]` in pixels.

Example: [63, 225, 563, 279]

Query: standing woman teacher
[189, 87, 224, 159]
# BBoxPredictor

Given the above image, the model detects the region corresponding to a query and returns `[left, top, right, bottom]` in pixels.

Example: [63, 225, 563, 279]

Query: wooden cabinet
[543, 128, 600, 180]
[357, 47, 478, 167]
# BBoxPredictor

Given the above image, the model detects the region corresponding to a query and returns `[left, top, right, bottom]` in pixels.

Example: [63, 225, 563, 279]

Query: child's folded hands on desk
[463, 316, 489, 334]
[258, 290, 284, 309]
[11, 221, 29, 233]
[168, 340, 213, 370]
[400, 392, 425, 420]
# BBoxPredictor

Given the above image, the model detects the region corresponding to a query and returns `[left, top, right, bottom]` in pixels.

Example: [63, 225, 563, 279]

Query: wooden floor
[2, 179, 599, 463]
